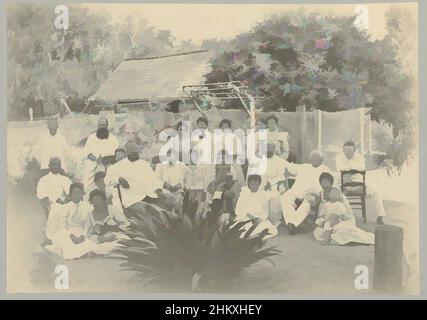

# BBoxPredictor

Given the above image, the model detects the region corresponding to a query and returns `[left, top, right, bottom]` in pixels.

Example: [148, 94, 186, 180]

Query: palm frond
[115, 206, 282, 292]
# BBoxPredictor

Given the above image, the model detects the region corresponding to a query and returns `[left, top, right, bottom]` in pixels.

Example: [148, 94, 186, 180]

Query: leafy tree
[204, 10, 414, 133]
[7, 3, 185, 120]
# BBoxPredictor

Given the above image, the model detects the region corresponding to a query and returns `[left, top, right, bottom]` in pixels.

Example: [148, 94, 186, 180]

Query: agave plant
[115, 204, 281, 292]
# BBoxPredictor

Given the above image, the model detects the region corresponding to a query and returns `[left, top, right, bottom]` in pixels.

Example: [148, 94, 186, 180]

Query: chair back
[340, 170, 366, 195]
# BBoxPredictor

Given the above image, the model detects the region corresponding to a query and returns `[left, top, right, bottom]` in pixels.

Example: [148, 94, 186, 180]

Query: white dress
[235, 187, 278, 239]
[46, 201, 98, 260]
[313, 197, 374, 245]
[268, 130, 289, 159]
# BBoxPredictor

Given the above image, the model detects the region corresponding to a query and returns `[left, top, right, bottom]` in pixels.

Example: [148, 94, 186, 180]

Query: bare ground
[6, 181, 419, 295]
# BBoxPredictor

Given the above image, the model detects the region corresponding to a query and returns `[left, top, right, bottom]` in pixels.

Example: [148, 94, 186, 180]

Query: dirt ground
[6, 181, 419, 295]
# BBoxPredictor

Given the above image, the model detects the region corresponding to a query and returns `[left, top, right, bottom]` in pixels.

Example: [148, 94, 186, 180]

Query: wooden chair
[340, 170, 367, 223]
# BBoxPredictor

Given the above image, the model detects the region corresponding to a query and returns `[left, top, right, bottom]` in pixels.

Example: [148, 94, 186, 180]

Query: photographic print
[5, 1, 420, 295]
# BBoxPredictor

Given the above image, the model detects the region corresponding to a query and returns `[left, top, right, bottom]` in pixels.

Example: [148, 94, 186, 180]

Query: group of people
[33, 113, 385, 259]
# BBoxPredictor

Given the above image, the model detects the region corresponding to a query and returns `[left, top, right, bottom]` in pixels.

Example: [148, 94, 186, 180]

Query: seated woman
[314, 173, 375, 245]
[263, 114, 290, 160]
[46, 183, 98, 260]
[234, 174, 278, 239]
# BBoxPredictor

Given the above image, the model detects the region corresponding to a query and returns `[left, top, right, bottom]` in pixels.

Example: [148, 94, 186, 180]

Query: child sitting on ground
[313, 187, 353, 244]
[87, 189, 129, 243]
[93, 171, 113, 204]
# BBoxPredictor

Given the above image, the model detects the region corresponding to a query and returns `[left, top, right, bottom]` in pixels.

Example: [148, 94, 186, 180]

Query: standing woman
[264, 114, 290, 161]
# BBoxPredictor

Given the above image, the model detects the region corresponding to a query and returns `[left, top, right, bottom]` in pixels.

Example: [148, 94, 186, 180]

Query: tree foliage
[204, 10, 414, 132]
[7, 3, 197, 120]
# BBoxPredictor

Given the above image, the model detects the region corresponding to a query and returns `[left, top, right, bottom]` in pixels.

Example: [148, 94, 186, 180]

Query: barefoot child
[87, 189, 130, 244]
[313, 188, 351, 244]
[313, 187, 374, 245]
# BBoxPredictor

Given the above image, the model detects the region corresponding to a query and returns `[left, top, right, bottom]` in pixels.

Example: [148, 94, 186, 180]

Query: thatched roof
[89, 50, 213, 102]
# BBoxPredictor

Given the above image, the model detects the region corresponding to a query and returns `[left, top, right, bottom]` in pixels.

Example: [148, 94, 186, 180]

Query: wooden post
[317, 109, 322, 151]
[359, 108, 365, 158]
[373, 225, 403, 293]
[61, 98, 71, 115]
[368, 114, 373, 153]
[296, 105, 306, 163]
[249, 95, 256, 129]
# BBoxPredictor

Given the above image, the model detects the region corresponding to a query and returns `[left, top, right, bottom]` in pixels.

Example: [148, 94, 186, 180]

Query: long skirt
[313, 219, 375, 245]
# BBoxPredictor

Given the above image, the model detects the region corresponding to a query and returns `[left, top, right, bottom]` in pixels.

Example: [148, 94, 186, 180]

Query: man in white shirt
[34, 117, 69, 174]
[235, 174, 278, 239]
[36, 157, 72, 216]
[247, 143, 289, 192]
[105, 142, 178, 216]
[335, 141, 386, 224]
[247, 143, 289, 224]
[84, 116, 119, 159]
[280, 151, 332, 234]
[83, 116, 119, 191]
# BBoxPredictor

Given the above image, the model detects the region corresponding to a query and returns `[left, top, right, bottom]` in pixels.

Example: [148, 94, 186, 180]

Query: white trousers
[51, 227, 98, 260]
[235, 217, 278, 240]
[280, 190, 312, 227]
[366, 185, 386, 220]
[345, 184, 386, 221]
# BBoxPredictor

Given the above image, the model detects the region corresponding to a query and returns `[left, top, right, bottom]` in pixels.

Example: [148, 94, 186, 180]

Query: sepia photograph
[5, 1, 420, 296]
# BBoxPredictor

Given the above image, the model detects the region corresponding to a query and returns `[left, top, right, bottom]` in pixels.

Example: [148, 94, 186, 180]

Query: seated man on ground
[234, 174, 278, 240]
[247, 143, 290, 226]
[208, 167, 243, 219]
[313, 174, 374, 245]
[335, 141, 386, 224]
[37, 157, 72, 217]
[280, 150, 332, 235]
[247, 143, 289, 194]
[104, 141, 180, 218]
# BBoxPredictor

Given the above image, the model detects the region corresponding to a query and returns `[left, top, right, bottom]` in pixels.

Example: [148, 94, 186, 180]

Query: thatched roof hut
[86, 50, 213, 113]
